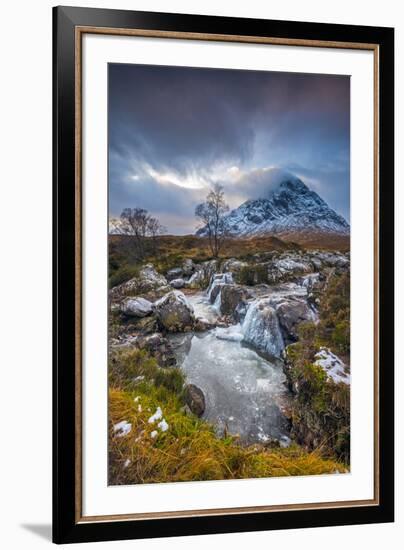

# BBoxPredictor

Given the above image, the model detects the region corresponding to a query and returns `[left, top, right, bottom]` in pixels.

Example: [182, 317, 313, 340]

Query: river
[170, 292, 292, 445]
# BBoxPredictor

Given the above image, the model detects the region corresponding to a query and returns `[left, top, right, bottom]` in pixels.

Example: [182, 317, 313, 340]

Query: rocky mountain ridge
[198, 175, 349, 239]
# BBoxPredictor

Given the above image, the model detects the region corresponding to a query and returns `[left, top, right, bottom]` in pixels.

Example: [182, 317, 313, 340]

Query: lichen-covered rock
[185, 270, 205, 289]
[267, 256, 312, 284]
[152, 291, 195, 332]
[221, 258, 249, 274]
[182, 258, 194, 276]
[276, 299, 316, 343]
[219, 285, 250, 317]
[184, 384, 205, 417]
[110, 264, 170, 301]
[170, 278, 185, 289]
[120, 297, 153, 317]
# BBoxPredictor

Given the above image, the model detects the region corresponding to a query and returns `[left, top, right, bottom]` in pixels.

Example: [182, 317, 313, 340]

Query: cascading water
[207, 272, 233, 303]
[241, 299, 285, 358]
[170, 273, 323, 444]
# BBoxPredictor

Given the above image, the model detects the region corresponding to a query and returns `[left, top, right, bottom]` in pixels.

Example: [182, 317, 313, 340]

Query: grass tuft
[109, 384, 346, 485]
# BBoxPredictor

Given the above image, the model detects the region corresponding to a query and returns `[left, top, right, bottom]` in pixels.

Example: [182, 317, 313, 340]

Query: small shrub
[155, 368, 185, 395]
[109, 265, 140, 289]
[109, 348, 158, 391]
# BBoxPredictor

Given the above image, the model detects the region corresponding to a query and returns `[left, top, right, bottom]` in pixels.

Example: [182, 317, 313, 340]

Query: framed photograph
[53, 5, 394, 544]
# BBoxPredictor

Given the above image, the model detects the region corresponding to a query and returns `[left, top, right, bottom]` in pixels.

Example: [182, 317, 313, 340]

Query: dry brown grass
[109, 384, 347, 486]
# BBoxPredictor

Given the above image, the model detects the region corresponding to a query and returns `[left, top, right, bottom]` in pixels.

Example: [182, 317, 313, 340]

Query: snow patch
[113, 420, 132, 437]
[148, 406, 163, 424]
[158, 419, 169, 432]
[314, 347, 350, 385]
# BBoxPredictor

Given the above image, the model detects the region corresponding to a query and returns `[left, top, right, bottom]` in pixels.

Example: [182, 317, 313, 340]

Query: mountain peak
[197, 171, 349, 240]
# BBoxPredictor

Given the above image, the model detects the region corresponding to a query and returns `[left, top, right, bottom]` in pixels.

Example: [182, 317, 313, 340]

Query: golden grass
[109, 385, 347, 485]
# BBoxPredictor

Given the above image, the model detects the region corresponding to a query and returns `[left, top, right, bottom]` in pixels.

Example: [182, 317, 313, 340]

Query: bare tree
[195, 184, 229, 258]
[121, 207, 150, 256]
[147, 217, 167, 253]
[120, 207, 166, 258]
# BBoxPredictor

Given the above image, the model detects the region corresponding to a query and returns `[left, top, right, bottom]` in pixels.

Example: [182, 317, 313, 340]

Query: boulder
[276, 299, 316, 343]
[207, 272, 233, 303]
[182, 259, 194, 276]
[152, 291, 195, 332]
[170, 278, 186, 289]
[242, 299, 285, 357]
[120, 297, 153, 317]
[221, 258, 249, 274]
[135, 333, 177, 368]
[267, 256, 312, 284]
[219, 285, 250, 317]
[185, 270, 205, 289]
[184, 384, 205, 417]
[110, 264, 170, 301]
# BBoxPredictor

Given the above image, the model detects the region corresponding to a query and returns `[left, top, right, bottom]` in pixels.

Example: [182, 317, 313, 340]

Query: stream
[170, 292, 292, 445]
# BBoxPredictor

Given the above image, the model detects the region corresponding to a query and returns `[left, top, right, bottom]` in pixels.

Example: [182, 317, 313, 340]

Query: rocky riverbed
[109, 249, 350, 448]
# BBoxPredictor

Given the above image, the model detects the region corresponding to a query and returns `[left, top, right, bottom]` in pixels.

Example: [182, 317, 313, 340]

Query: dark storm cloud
[109, 63, 350, 233]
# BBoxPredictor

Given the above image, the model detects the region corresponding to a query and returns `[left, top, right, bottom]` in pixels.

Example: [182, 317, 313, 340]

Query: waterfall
[241, 299, 284, 358]
[213, 290, 222, 313]
[206, 272, 233, 303]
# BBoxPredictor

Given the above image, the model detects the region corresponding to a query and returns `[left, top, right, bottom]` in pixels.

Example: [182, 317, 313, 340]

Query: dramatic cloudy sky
[109, 63, 350, 234]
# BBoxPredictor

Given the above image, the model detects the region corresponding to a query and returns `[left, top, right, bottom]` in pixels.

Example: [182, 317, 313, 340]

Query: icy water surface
[186, 292, 219, 323]
[170, 303, 291, 444]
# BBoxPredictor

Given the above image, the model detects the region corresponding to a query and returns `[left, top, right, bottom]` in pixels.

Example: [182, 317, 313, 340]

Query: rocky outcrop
[120, 297, 153, 317]
[184, 384, 206, 417]
[221, 258, 249, 274]
[267, 256, 313, 284]
[152, 291, 195, 332]
[110, 264, 170, 302]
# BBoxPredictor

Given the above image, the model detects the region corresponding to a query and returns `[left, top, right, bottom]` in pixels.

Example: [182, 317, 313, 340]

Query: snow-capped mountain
[198, 174, 349, 239]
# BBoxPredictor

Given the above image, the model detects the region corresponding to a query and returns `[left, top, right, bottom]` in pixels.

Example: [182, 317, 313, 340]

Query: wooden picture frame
[53, 5, 394, 544]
